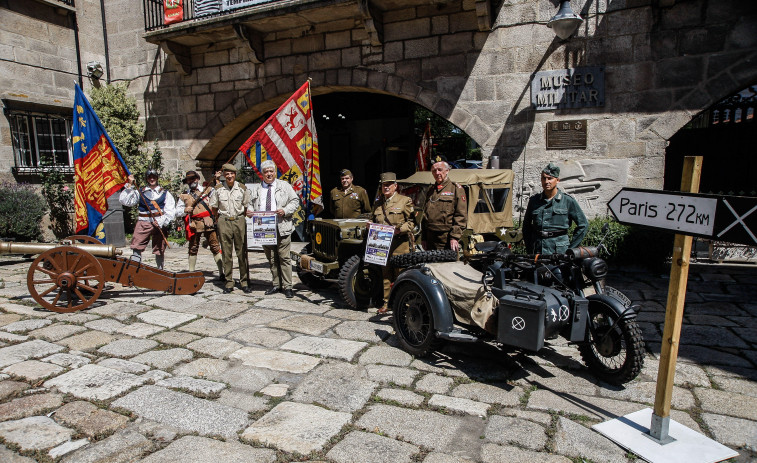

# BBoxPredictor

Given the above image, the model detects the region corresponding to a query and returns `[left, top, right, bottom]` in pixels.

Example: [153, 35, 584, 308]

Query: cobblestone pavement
[0, 245, 755, 463]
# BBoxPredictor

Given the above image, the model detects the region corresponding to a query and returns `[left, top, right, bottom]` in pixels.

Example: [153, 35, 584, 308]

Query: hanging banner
[164, 0, 184, 25]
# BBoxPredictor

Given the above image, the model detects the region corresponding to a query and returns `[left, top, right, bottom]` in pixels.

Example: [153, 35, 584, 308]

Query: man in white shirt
[119, 169, 175, 270]
[250, 160, 299, 298]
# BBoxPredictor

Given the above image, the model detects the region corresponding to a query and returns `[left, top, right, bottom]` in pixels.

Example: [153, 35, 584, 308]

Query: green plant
[0, 183, 48, 241]
[577, 216, 672, 269]
[40, 168, 74, 238]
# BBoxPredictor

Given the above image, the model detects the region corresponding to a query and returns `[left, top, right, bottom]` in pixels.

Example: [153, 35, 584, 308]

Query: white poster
[364, 223, 395, 266]
[250, 211, 278, 246]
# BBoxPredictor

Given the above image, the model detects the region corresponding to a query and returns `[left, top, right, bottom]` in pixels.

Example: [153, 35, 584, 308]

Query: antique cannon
[0, 235, 205, 313]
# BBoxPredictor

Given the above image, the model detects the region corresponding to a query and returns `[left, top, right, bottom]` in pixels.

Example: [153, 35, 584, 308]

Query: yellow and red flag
[72, 84, 130, 242]
[238, 81, 323, 213]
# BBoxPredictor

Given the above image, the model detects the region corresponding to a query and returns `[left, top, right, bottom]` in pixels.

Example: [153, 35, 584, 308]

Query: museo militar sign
[531, 66, 605, 110]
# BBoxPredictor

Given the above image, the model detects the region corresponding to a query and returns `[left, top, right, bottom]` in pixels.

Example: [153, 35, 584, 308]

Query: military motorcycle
[388, 240, 645, 385]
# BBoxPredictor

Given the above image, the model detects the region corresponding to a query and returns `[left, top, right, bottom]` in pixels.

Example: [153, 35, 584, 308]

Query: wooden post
[650, 156, 703, 442]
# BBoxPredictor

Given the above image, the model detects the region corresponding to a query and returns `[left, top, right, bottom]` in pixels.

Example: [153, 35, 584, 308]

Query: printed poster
[364, 223, 394, 266]
[250, 212, 277, 246]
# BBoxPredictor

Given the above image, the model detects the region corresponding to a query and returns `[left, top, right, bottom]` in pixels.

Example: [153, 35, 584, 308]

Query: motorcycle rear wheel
[392, 283, 443, 357]
[578, 299, 645, 385]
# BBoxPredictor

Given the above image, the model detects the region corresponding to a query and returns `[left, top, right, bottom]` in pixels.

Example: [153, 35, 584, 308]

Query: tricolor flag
[72, 84, 130, 242]
[237, 81, 323, 213]
[416, 122, 431, 171]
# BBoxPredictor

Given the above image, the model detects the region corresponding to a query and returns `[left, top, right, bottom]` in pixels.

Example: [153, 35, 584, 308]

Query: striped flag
[416, 122, 431, 171]
[238, 81, 323, 212]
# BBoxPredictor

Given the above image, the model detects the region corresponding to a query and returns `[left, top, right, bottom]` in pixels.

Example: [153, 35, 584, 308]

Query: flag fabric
[164, 0, 184, 25]
[238, 81, 323, 213]
[72, 84, 131, 242]
[416, 122, 431, 171]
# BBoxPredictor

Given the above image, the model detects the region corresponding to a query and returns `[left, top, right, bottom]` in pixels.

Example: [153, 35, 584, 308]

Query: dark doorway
[665, 85, 756, 196]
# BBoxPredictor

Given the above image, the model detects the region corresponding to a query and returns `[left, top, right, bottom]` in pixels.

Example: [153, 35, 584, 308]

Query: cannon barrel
[0, 241, 122, 258]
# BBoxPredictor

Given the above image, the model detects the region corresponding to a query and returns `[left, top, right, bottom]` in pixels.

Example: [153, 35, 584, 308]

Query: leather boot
[188, 255, 197, 272]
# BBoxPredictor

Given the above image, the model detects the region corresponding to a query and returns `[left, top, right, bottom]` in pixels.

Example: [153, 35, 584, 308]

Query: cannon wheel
[27, 246, 105, 313]
[64, 235, 101, 245]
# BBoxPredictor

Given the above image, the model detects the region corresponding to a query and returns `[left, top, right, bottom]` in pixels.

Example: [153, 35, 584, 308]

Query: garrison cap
[380, 172, 397, 183]
[542, 162, 560, 178]
[339, 169, 353, 177]
[182, 170, 199, 184]
[221, 163, 237, 173]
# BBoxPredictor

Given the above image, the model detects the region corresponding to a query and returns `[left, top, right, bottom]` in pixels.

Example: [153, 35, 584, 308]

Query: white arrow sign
[608, 189, 718, 236]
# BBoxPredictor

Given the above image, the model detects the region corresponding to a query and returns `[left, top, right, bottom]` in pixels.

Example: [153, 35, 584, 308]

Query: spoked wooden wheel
[27, 246, 104, 313]
[63, 235, 101, 245]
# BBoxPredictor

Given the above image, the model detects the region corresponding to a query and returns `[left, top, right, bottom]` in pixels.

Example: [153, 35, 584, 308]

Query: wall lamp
[87, 61, 104, 79]
[548, 1, 583, 40]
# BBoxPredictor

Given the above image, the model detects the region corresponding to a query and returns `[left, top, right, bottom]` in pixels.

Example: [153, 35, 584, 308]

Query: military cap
[542, 162, 560, 178]
[339, 169, 353, 177]
[431, 154, 448, 165]
[380, 172, 397, 183]
[221, 163, 237, 173]
[182, 170, 199, 184]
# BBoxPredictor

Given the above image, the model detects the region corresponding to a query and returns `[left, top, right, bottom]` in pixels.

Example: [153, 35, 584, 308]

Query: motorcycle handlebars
[472, 242, 598, 264]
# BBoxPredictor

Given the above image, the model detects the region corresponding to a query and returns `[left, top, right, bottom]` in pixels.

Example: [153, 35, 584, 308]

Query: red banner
[164, 0, 184, 25]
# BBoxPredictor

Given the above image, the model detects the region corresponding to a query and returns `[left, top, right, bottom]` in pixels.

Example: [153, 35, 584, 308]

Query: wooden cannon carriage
[0, 236, 204, 313]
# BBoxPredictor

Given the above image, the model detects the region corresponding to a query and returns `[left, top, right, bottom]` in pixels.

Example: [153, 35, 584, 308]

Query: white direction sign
[608, 189, 718, 236]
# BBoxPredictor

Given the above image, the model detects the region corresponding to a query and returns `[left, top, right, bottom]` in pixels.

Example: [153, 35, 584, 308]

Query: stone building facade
[2, 0, 756, 218]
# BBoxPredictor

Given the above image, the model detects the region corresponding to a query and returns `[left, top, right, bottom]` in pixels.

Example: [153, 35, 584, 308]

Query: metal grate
[311, 221, 339, 262]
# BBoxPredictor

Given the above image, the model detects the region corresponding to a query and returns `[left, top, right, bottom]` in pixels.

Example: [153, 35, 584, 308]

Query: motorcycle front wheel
[578, 299, 645, 385]
[392, 283, 442, 357]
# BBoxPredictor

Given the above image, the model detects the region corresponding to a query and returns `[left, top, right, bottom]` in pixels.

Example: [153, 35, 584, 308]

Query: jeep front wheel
[338, 255, 381, 309]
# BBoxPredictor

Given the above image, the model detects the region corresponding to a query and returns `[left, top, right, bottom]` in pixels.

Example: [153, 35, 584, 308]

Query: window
[8, 111, 73, 173]
[474, 187, 510, 214]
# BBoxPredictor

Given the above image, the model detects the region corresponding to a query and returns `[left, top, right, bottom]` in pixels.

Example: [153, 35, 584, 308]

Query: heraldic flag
[237, 81, 323, 212]
[72, 84, 131, 242]
[416, 122, 431, 172]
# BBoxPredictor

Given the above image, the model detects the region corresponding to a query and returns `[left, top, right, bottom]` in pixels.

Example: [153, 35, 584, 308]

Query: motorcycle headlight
[581, 257, 608, 280]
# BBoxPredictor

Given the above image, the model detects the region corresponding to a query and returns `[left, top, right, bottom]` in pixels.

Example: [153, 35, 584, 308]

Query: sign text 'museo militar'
[608, 188, 757, 246]
[531, 66, 605, 111]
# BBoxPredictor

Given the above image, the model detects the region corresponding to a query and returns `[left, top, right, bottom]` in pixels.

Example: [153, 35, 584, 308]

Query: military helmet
[144, 168, 159, 180]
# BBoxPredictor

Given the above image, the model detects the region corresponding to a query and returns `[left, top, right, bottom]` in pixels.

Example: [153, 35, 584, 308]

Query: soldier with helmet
[119, 168, 176, 270]
[176, 170, 224, 278]
[422, 155, 467, 251]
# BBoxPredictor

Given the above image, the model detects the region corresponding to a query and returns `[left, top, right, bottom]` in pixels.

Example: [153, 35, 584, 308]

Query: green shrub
[0, 183, 48, 241]
[575, 216, 672, 269]
[40, 168, 74, 238]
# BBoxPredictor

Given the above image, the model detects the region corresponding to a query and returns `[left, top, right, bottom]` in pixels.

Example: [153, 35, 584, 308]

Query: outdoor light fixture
[547, 1, 583, 40]
[87, 61, 104, 79]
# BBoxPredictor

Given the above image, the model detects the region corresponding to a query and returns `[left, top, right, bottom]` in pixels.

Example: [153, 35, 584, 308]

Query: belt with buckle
[139, 212, 163, 218]
[539, 230, 567, 238]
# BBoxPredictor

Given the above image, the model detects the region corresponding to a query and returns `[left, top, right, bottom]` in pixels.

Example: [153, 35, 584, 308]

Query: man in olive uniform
[176, 170, 224, 277]
[523, 162, 588, 254]
[422, 155, 467, 251]
[372, 172, 415, 314]
[210, 163, 253, 293]
[329, 169, 371, 218]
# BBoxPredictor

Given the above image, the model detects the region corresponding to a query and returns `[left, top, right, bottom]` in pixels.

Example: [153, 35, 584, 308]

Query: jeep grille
[312, 221, 339, 261]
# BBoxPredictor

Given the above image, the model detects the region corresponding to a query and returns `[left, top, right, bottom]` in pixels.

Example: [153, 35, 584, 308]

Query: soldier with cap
[422, 155, 467, 251]
[176, 170, 224, 278]
[523, 162, 588, 254]
[372, 172, 415, 314]
[119, 169, 175, 270]
[329, 169, 371, 219]
[210, 163, 253, 293]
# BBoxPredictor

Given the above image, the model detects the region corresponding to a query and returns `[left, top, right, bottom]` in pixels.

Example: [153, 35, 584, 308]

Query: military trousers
[217, 215, 249, 289]
[381, 238, 411, 304]
[263, 232, 292, 290]
[187, 227, 221, 256]
[424, 229, 454, 250]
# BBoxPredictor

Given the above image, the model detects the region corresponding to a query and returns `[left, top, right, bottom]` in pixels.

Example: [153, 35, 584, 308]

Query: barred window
[8, 111, 73, 170]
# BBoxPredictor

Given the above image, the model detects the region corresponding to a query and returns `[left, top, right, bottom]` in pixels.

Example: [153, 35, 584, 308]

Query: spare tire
[390, 250, 458, 268]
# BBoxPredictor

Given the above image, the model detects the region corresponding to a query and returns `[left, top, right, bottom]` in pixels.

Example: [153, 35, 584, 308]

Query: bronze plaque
[546, 119, 587, 149]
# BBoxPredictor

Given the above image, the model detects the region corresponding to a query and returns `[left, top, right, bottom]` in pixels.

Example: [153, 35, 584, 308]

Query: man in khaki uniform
[176, 170, 224, 278]
[422, 155, 467, 251]
[329, 169, 372, 219]
[372, 172, 415, 314]
[210, 163, 252, 293]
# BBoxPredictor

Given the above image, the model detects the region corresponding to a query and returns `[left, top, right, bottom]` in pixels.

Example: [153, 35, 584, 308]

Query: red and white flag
[416, 122, 431, 171]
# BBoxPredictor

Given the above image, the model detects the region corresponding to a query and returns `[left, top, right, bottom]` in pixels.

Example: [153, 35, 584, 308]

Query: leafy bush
[0, 183, 48, 241]
[40, 168, 74, 238]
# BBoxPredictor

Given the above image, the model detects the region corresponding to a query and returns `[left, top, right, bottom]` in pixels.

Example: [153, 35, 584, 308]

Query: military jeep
[292, 169, 520, 309]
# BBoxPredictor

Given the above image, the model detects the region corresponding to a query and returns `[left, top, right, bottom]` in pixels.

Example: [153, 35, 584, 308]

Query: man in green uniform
[210, 163, 253, 294]
[523, 162, 588, 254]
[372, 172, 415, 314]
[422, 155, 467, 251]
[329, 169, 371, 218]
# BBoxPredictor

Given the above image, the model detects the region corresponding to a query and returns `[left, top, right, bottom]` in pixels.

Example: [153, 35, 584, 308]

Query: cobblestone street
[0, 245, 755, 462]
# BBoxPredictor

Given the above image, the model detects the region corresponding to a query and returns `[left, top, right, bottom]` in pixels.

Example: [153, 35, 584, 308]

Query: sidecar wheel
[392, 283, 442, 357]
[578, 300, 645, 385]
